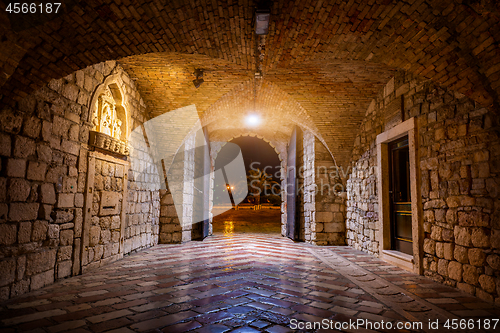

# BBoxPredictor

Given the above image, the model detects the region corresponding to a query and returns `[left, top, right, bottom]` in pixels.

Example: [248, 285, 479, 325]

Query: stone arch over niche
[210, 132, 288, 237]
[88, 74, 130, 156]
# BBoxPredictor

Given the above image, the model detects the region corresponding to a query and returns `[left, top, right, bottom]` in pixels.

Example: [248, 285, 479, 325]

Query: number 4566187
[6, 3, 61, 14]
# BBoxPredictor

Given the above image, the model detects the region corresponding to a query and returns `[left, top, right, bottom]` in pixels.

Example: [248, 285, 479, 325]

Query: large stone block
[9, 203, 39, 221]
[57, 261, 72, 279]
[99, 216, 111, 229]
[486, 254, 500, 271]
[32, 220, 48, 242]
[435, 242, 444, 258]
[0, 133, 11, 156]
[51, 210, 73, 225]
[448, 261, 462, 281]
[26, 249, 56, 276]
[101, 229, 111, 244]
[437, 259, 449, 277]
[62, 83, 79, 102]
[62, 177, 77, 193]
[74, 208, 83, 238]
[492, 229, 500, 249]
[463, 264, 479, 286]
[36, 144, 52, 163]
[60, 229, 74, 246]
[23, 116, 42, 139]
[454, 226, 471, 247]
[431, 226, 443, 241]
[11, 280, 30, 298]
[443, 243, 454, 260]
[48, 224, 60, 239]
[471, 228, 490, 248]
[13, 136, 35, 159]
[479, 274, 496, 293]
[423, 238, 435, 255]
[57, 246, 73, 261]
[8, 178, 30, 202]
[18, 222, 31, 243]
[30, 270, 54, 291]
[0, 258, 16, 287]
[89, 226, 100, 246]
[0, 108, 22, 134]
[57, 193, 75, 208]
[74, 193, 84, 208]
[6, 159, 26, 178]
[61, 139, 80, 156]
[40, 184, 56, 204]
[111, 216, 121, 229]
[468, 248, 486, 267]
[324, 222, 344, 233]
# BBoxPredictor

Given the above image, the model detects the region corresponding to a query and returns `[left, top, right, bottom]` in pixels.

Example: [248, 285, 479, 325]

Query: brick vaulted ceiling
[1, 0, 500, 166]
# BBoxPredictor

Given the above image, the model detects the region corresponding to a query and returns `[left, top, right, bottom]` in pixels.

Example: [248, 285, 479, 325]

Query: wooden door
[389, 136, 412, 255]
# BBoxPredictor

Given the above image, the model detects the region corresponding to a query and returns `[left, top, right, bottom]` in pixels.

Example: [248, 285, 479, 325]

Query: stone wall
[346, 146, 379, 255]
[126, 126, 161, 255]
[158, 132, 199, 244]
[0, 61, 160, 300]
[347, 71, 500, 303]
[314, 139, 346, 245]
[297, 129, 315, 243]
[159, 187, 181, 244]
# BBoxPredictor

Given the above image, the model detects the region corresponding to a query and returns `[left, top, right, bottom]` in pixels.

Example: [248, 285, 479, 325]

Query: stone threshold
[381, 249, 414, 272]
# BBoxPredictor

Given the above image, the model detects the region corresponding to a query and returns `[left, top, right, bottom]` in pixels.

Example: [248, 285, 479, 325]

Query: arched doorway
[212, 136, 282, 235]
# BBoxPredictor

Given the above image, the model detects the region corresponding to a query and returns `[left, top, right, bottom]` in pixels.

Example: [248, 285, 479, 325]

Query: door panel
[389, 137, 412, 255]
[287, 127, 298, 240]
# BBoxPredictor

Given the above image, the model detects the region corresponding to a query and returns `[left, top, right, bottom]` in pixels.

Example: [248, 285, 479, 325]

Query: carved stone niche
[89, 131, 130, 156]
[90, 84, 129, 156]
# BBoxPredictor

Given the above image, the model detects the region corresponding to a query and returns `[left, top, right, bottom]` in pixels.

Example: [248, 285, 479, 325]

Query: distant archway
[212, 135, 284, 236]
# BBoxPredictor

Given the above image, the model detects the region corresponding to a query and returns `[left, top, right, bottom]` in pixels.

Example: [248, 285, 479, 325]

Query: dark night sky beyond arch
[215, 136, 281, 182]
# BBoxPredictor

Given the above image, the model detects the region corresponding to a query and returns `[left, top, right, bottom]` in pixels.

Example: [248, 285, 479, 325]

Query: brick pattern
[1, 234, 498, 333]
[346, 71, 500, 303]
[1, 1, 499, 112]
[2, 1, 499, 171]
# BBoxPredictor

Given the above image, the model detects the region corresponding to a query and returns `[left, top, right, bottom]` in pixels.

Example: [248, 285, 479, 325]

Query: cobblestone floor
[1, 234, 500, 333]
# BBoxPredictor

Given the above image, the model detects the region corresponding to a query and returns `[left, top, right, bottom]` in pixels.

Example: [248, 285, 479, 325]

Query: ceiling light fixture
[192, 68, 204, 88]
[246, 114, 261, 127]
[255, 9, 271, 35]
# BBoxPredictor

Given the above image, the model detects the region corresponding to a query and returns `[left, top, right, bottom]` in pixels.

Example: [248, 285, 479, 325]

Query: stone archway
[210, 133, 288, 236]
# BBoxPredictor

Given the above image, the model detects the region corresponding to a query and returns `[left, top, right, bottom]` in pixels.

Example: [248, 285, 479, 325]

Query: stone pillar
[314, 139, 346, 245]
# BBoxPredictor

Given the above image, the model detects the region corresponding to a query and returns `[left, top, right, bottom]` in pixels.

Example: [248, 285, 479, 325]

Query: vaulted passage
[1, 0, 500, 331]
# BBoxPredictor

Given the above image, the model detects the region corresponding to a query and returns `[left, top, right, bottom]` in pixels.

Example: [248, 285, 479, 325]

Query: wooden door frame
[376, 117, 423, 274]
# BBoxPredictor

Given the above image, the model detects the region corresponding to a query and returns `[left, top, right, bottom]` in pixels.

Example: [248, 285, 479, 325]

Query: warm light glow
[223, 220, 234, 237]
[246, 114, 261, 127]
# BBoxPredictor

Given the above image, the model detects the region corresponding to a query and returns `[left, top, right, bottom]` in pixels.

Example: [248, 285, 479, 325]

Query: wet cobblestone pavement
[1, 234, 500, 333]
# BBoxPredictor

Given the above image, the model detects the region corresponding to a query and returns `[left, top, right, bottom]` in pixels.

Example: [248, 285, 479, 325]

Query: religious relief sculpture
[89, 85, 129, 156]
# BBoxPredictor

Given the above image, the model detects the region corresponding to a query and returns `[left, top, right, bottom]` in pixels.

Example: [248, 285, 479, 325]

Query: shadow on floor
[212, 209, 281, 234]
